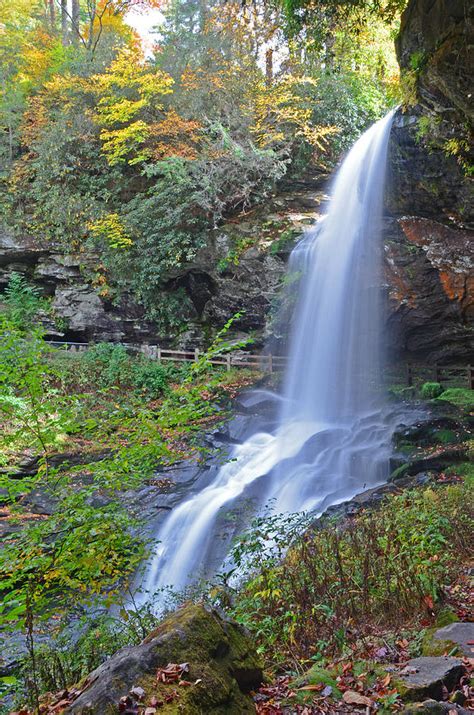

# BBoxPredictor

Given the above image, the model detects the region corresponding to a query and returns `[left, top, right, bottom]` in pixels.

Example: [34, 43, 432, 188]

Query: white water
[140, 110, 397, 602]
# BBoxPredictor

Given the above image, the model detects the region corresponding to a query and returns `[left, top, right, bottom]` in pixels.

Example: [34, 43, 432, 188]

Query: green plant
[420, 381, 444, 399]
[2, 272, 48, 328]
[217, 237, 254, 273]
[226, 482, 474, 663]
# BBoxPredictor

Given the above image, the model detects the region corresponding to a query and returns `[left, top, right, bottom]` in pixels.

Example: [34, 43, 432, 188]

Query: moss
[421, 633, 460, 657]
[420, 382, 443, 400]
[397, 441, 417, 455]
[390, 462, 411, 480]
[291, 664, 342, 701]
[432, 429, 457, 444]
[436, 388, 474, 410]
[434, 608, 459, 628]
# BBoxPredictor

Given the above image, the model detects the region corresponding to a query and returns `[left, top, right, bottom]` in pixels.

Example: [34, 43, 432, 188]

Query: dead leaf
[298, 684, 324, 692]
[144, 709, 157, 715]
[381, 674, 391, 687]
[342, 690, 373, 707]
[129, 686, 145, 700]
[423, 594, 434, 610]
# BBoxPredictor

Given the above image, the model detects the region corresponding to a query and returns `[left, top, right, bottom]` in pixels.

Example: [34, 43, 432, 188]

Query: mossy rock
[436, 388, 474, 411]
[65, 603, 263, 714]
[390, 656, 464, 703]
[421, 630, 460, 657]
[390, 462, 411, 481]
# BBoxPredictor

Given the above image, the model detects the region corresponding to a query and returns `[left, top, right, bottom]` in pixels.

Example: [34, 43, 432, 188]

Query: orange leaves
[148, 110, 202, 161]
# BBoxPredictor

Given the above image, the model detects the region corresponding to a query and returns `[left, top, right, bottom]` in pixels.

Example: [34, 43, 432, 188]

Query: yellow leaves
[251, 75, 339, 154]
[88, 213, 133, 249]
[92, 45, 174, 165]
[255, 588, 282, 600]
[99, 119, 150, 165]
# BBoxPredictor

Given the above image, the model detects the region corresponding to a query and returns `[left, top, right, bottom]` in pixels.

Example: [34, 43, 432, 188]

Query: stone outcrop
[0, 184, 324, 347]
[63, 603, 262, 714]
[0, 228, 156, 343]
[395, 0, 472, 131]
[382, 0, 473, 362]
[383, 214, 474, 361]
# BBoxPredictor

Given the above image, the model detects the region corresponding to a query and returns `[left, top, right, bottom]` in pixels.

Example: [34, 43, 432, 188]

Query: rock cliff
[383, 0, 473, 362]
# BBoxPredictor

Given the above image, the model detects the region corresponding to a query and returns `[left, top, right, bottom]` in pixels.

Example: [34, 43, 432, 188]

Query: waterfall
[139, 110, 397, 603]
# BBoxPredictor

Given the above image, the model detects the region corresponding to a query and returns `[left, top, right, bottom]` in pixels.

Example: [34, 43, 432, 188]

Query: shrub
[420, 381, 444, 399]
[131, 359, 187, 397]
[227, 482, 474, 662]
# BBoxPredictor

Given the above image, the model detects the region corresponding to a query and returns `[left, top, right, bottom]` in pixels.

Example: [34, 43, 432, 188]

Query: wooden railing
[47, 341, 288, 373]
[47, 341, 474, 386]
[405, 364, 474, 390]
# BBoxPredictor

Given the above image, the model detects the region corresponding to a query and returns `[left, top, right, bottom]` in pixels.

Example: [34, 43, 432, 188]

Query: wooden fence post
[226, 354, 231, 372]
[435, 364, 441, 383]
[157, 347, 161, 363]
[194, 348, 199, 363]
[469, 365, 474, 390]
[406, 364, 413, 387]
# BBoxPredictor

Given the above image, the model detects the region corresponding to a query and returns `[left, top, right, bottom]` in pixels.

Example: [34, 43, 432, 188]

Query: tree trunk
[265, 47, 273, 86]
[71, 0, 81, 44]
[61, 0, 68, 45]
[48, 0, 56, 31]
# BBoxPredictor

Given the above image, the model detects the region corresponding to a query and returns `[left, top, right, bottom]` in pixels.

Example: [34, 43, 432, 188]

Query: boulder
[64, 603, 263, 714]
[394, 656, 465, 702]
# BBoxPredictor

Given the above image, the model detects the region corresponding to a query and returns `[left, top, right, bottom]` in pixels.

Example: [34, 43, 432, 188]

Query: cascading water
[140, 110, 398, 603]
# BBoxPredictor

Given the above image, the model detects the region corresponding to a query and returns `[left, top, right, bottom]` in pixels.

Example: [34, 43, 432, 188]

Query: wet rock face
[64, 603, 262, 715]
[382, 0, 473, 362]
[383, 215, 474, 361]
[396, 0, 472, 128]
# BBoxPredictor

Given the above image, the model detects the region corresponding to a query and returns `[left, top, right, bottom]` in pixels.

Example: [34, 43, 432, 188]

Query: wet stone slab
[433, 622, 474, 658]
